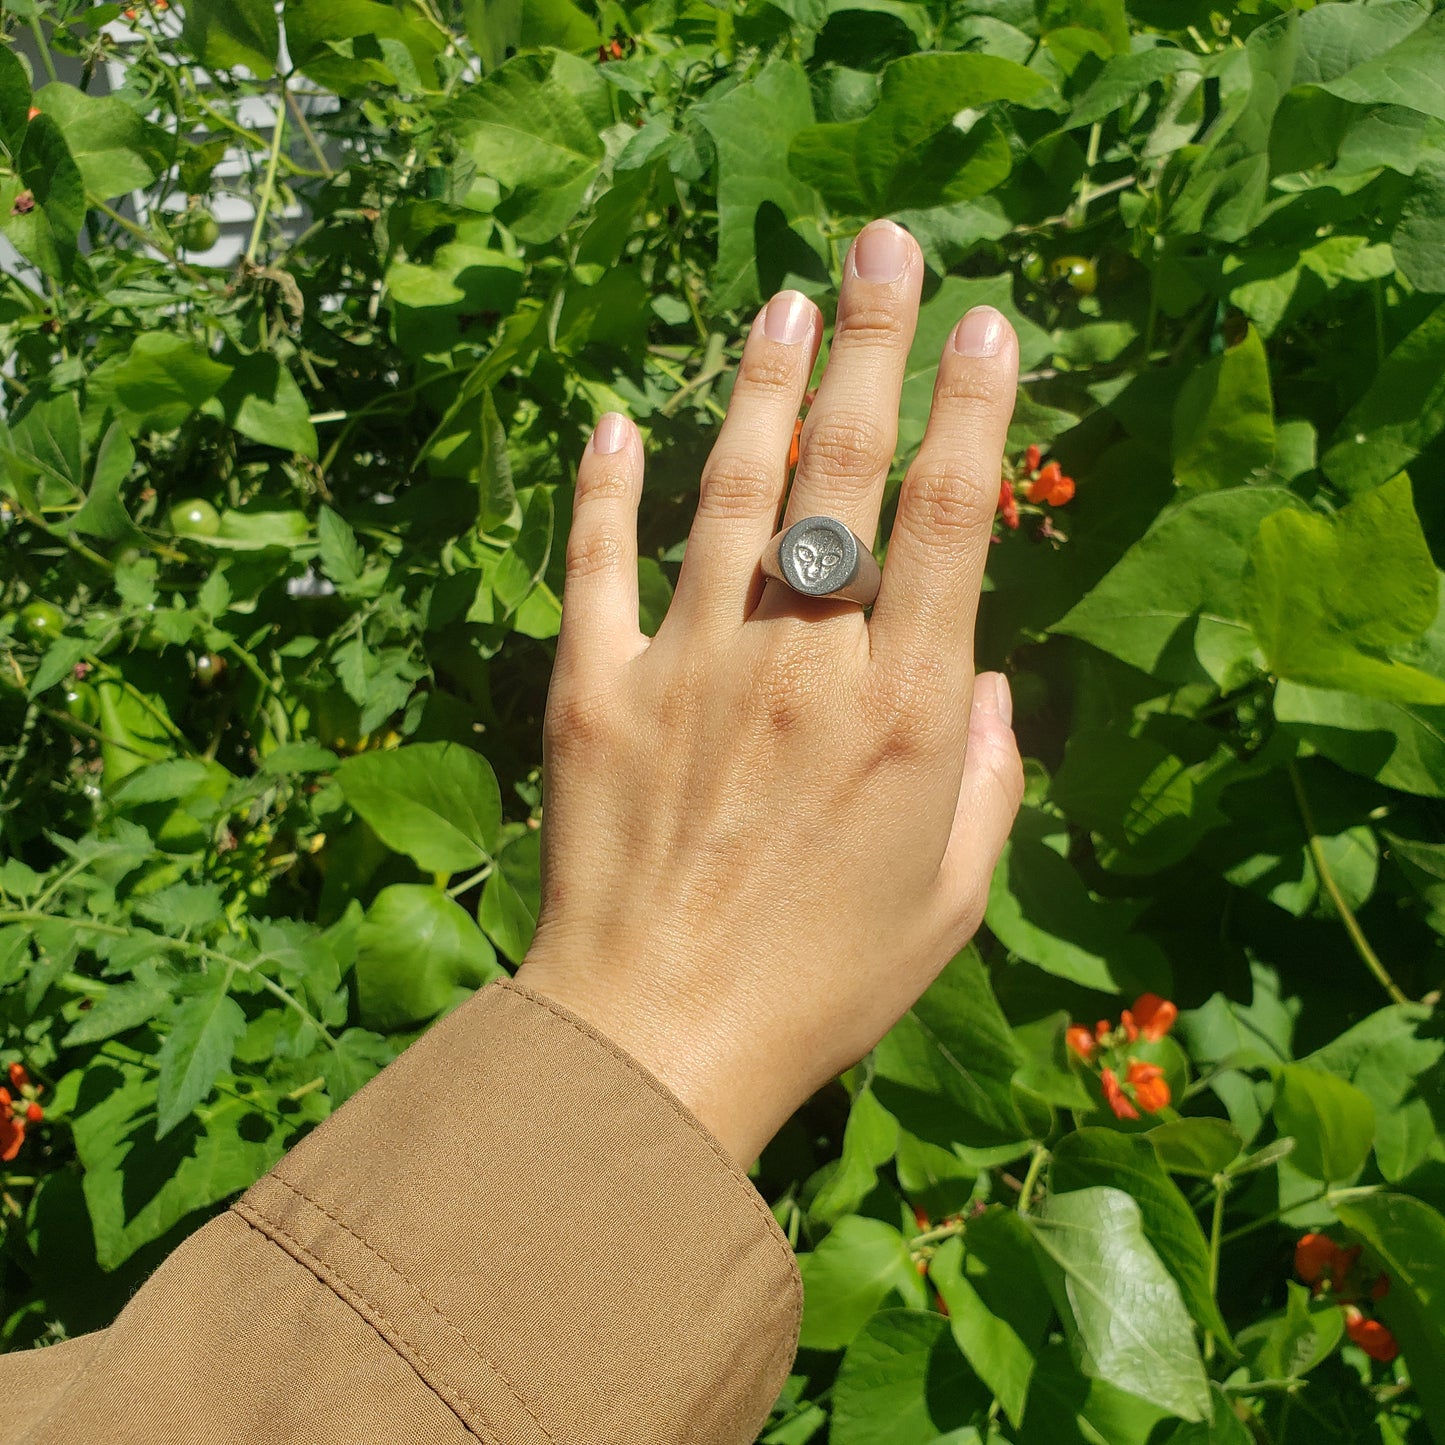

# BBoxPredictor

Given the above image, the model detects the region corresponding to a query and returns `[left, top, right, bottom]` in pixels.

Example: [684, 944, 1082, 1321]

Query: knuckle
[575, 467, 636, 506]
[546, 684, 618, 757]
[802, 415, 893, 486]
[933, 366, 1014, 413]
[565, 527, 628, 580]
[835, 298, 907, 348]
[867, 654, 953, 752]
[696, 453, 781, 521]
[898, 466, 996, 546]
[736, 347, 801, 398]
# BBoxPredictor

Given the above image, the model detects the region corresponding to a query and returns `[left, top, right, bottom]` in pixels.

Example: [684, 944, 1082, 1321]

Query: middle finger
[758, 219, 923, 607]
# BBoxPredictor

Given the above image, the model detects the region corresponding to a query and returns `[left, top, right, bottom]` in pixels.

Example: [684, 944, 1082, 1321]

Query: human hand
[513, 218, 1024, 1168]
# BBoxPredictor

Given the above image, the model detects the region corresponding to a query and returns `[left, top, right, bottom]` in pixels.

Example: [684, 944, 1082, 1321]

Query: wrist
[510, 953, 801, 1169]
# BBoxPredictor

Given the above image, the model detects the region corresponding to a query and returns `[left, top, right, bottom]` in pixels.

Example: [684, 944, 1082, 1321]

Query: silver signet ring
[760, 515, 881, 607]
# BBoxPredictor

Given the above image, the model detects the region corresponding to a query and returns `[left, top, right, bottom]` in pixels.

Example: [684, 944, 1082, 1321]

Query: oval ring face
[777, 516, 860, 597]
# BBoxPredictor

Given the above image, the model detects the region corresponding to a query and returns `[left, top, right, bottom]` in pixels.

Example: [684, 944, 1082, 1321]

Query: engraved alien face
[793, 531, 844, 584]
[779, 517, 858, 597]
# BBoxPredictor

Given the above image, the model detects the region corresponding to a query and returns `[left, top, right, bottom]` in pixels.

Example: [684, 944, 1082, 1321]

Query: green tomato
[1049, 255, 1098, 297]
[1021, 250, 1046, 284]
[193, 652, 227, 688]
[64, 680, 100, 726]
[168, 498, 221, 538]
[19, 600, 66, 642]
[174, 209, 221, 252]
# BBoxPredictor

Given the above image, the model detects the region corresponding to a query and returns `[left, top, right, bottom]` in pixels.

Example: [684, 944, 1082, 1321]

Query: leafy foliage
[0, 1, 1443, 1441]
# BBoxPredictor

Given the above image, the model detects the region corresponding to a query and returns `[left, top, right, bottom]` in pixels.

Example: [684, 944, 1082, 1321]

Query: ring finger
[755, 218, 923, 616]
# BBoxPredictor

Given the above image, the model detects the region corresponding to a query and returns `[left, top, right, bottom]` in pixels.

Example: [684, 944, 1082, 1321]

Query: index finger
[867, 305, 1018, 665]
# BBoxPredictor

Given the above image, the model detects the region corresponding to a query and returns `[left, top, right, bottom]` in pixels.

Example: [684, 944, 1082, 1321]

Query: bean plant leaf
[1333, 1192, 1445, 1438]
[33, 83, 163, 198]
[1172, 326, 1275, 491]
[335, 743, 501, 874]
[1051, 1129, 1232, 1346]
[0, 113, 84, 281]
[798, 1216, 926, 1352]
[1244, 475, 1445, 704]
[1271, 1064, 1376, 1182]
[181, 0, 280, 78]
[1030, 1186, 1211, 1422]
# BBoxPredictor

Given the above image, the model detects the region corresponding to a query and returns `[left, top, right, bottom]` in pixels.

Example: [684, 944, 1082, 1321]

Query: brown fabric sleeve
[4, 978, 803, 1444]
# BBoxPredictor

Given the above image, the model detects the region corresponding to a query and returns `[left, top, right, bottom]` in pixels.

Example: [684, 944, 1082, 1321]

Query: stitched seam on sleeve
[232, 1193, 555, 1445]
[495, 978, 804, 1343]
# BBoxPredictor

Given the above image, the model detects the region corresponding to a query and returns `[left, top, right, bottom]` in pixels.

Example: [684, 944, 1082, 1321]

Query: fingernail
[952, 306, 1006, 358]
[851, 219, 909, 284]
[974, 673, 1013, 727]
[593, 413, 628, 454]
[764, 290, 815, 345]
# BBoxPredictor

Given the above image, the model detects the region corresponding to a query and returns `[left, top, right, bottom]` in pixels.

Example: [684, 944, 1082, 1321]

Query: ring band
[760, 515, 881, 607]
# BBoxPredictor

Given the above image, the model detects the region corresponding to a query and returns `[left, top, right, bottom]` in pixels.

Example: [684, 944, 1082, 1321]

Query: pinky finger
[557, 412, 647, 674]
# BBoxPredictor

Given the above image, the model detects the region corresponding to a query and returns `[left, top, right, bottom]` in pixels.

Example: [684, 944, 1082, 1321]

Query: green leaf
[0, 43, 31, 158]
[985, 808, 1167, 996]
[788, 53, 1050, 216]
[0, 113, 85, 282]
[830, 1310, 983, 1445]
[316, 506, 366, 595]
[931, 1209, 1052, 1427]
[33, 83, 163, 198]
[1244, 475, 1445, 705]
[446, 51, 606, 242]
[154, 979, 247, 1140]
[207, 351, 318, 458]
[1310, 8, 1445, 122]
[1237, 1281, 1344, 1381]
[54, 422, 142, 545]
[284, 0, 444, 91]
[1172, 327, 1275, 491]
[1321, 302, 1445, 493]
[1271, 1064, 1375, 1182]
[478, 827, 540, 963]
[1067, 48, 1199, 128]
[462, 0, 598, 71]
[68, 1047, 323, 1270]
[181, 0, 280, 78]
[1030, 1186, 1211, 1422]
[808, 1083, 898, 1229]
[385, 244, 525, 360]
[1052, 1129, 1232, 1346]
[1394, 157, 1445, 293]
[353, 884, 502, 1032]
[1333, 1192, 1445, 1437]
[872, 946, 1030, 1153]
[113, 334, 233, 434]
[1054, 488, 1305, 689]
[694, 58, 827, 314]
[61, 975, 172, 1047]
[335, 742, 501, 874]
[1146, 1118, 1243, 1179]
[798, 1216, 926, 1351]
[318, 1027, 398, 1106]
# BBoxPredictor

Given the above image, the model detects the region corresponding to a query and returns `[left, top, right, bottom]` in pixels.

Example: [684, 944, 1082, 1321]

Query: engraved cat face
[793, 536, 844, 583]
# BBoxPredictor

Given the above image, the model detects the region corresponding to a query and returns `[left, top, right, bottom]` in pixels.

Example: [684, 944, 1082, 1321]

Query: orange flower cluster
[123, 0, 168, 17]
[787, 389, 818, 473]
[0, 1061, 43, 1162]
[1019, 445, 1076, 507]
[1295, 1234, 1397, 1362]
[1067, 994, 1179, 1120]
[596, 34, 635, 62]
[997, 479, 1020, 530]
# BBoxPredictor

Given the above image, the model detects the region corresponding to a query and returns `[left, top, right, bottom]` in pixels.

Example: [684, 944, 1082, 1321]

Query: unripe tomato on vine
[19, 600, 65, 643]
[168, 498, 221, 538]
[1049, 255, 1098, 298]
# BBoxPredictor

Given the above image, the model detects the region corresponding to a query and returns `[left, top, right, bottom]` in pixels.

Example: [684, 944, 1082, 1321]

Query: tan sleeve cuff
[235, 977, 803, 1445]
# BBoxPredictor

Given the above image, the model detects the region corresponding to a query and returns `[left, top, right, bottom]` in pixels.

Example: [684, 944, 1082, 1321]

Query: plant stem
[1286, 759, 1408, 1005]
[285, 87, 332, 177]
[246, 96, 289, 264]
[1018, 1143, 1050, 1216]
[1220, 1189, 1327, 1245]
[29, 12, 59, 82]
[1205, 1176, 1227, 1362]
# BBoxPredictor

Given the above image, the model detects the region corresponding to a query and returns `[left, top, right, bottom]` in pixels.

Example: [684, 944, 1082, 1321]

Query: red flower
[27, 106, 40, 121]
[8, 1062, 28, 1091]
[1343, 1305, 1399, 1363]
[1094, 1019, 1110, 1042]
[1126, 1059, 1170, 1114]
[788, 416, 802, 472]
[1024, 460, 1077, 507]
[997, 479, 1019, 530]
[1024, 444, 1041, 473]
[1120, 1009, 1139, 1042]
[1132, 994, 1178, 1042]
[1371, 1273, 1391, 1300]
[1066, 1026, 1095, 1060]
[1295, 1233, 1339, 1285]
[1331, 1244, 1363, 1293]
[24, 1102, 42, 1124]
[0, 1112, 24, 1162]
[1049, 474, 1076, 505]
[1101, 1066, 1139, 1120]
